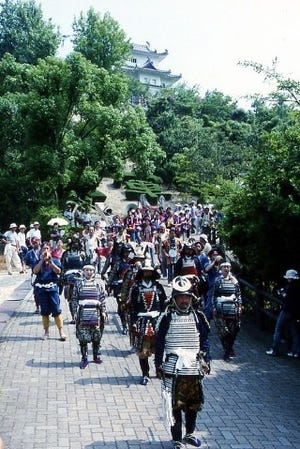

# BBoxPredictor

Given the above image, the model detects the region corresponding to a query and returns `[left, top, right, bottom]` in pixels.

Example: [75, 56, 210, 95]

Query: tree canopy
[72, 8, 131, 71]
[0, 0, 61, 64]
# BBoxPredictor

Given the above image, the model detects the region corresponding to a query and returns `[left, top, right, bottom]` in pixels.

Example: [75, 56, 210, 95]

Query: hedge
[125, 189, 158, 204]
[125, 180, 162, 195]
[90, 191, 107, 203]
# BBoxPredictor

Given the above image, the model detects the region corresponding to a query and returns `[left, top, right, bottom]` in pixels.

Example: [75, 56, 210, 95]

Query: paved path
[0, 275, 300, 449]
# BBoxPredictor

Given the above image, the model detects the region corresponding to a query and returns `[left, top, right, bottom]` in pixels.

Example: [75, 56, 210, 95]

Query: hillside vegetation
[0, 1, 299, 284]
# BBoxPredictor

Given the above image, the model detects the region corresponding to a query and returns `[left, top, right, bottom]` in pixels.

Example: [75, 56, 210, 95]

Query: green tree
[0, 0, 60, 64]
[72, 8, 131, 71]
[147, 85, 254, 196]
[0, 51, 164, 226]
[222, 117, 300, 284]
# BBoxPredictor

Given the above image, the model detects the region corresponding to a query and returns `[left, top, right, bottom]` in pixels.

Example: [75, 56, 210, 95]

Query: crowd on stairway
[0, 200, 299, 449]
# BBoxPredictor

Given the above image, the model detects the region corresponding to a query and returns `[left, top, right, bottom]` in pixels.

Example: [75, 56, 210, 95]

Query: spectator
[17, 224, 28, 273]
[63, 204, 75, 227]
[2, 223, 23, 275]
[50, 239, 64, 261]
[33, 242, 66, 341]
[24, 237, 41, 313]
[49, 222, 61, 250]
[266, 269, 300, 357]
[27, 222, 42, 248]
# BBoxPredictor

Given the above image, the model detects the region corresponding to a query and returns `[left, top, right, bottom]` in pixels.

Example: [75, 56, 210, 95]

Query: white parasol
[47, 217, 69, 226]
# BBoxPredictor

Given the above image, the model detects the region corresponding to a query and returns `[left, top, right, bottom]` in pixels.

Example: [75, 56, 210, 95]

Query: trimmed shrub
[146, 174, 163, 184]
[122, 172, 136, 182]
[125, 190, 144, 201]
[90, 191, 107, 203]
[125, 179, 162, 194]
[113, 179, 122, 188]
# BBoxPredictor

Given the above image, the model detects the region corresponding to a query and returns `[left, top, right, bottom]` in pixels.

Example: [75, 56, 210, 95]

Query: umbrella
[47, 217, 69, 226]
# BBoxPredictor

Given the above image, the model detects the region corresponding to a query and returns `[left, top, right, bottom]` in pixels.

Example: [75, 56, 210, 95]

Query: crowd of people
[1, 201, 299, 449]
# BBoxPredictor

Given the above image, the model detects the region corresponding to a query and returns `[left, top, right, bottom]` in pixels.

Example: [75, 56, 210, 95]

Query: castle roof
[131, 43, 168, 62]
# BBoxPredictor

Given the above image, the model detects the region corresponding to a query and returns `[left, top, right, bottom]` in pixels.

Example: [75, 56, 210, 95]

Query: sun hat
[199, 233, 208, 242]
[19, 224, 26, 229]
[9, 223, 18, 229]
[284, 269, 299, 280]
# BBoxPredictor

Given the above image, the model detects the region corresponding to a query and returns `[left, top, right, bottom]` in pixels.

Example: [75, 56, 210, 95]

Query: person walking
[106, 243, 134, 335]
[201, 246, 223, 321]
[33, 242, 66, 341]
[130, 258, 167, 385]
[72, 264, 107, 369]
[24, 237, 42, 313]
[155, 276, 210, 449]
[213, 261, 242, 362]
[162, 227, 182, 286]
[266, 269, 300, 357]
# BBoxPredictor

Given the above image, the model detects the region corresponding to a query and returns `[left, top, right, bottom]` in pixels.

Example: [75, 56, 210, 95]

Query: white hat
[284, 269, 299, 280]
[33, 221, 40, 226]
[199, 233, 208, 243]
[19, 224, 26, 229]
[9, 223, 18, 229]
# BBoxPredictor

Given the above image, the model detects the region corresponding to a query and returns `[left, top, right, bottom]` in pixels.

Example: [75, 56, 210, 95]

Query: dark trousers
[171, 409, 197, 442]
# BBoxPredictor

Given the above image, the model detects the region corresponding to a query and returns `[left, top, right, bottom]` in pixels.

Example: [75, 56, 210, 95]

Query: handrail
[237, 277, 282, 330]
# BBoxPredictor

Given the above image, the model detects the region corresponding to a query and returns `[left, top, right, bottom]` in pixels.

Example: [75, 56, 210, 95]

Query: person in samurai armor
[106, 243, 134, 335]
[212, 260, 242, 362]
[174, 241, 207, 306]
[155, 276, 210, 449]
[120, 246, 145, 347]
[130, 257, 167, 385]
[60, 236, 84, 323]
[72, 264, 107, 369]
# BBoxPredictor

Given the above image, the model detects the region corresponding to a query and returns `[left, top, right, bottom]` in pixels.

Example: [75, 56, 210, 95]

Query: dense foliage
[0, 0, 61, 63]
[146, 86, 253, 201]
[0, 4, 162, 227]
[0, 1, 298, 285]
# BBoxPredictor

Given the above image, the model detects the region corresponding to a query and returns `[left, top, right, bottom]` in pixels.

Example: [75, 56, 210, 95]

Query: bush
[113, 179, 122, 188]
[125, 190, 144, 201]
[90, 191, 107, 203]
[124, 189, 159, 204]
[125, 179, 162, 195]
[146, 174, 163, 184]
[122, 172, 136, 182]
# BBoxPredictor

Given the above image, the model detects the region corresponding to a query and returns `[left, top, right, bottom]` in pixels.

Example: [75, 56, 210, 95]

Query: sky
[39, 0, 300, 107]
